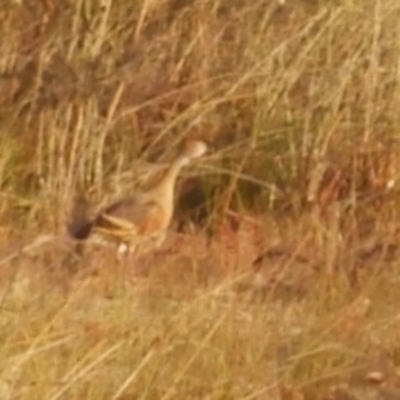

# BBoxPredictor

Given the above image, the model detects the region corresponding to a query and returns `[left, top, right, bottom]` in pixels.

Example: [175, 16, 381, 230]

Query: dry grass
[1, 0, 400, 398]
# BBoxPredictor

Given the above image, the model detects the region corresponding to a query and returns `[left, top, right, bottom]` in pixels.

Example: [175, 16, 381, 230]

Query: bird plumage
[69, 139, 207, 256]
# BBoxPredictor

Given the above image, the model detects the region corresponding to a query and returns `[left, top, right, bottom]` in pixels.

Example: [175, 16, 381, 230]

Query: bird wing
[93, 197, 166, 242]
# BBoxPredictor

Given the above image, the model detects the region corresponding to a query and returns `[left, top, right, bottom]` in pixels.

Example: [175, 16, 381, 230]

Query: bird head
[181, 140, 207, 160]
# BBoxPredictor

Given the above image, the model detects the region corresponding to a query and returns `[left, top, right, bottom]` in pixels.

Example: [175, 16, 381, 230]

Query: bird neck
[149, 154, 189, 201]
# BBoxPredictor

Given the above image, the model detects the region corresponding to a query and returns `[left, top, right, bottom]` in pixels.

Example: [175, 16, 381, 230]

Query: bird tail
[67, 194, 93, 240]
[68, 220, 93, 240]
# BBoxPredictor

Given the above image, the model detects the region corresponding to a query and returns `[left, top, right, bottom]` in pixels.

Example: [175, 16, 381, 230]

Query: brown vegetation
[1, 0, 400, 399]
